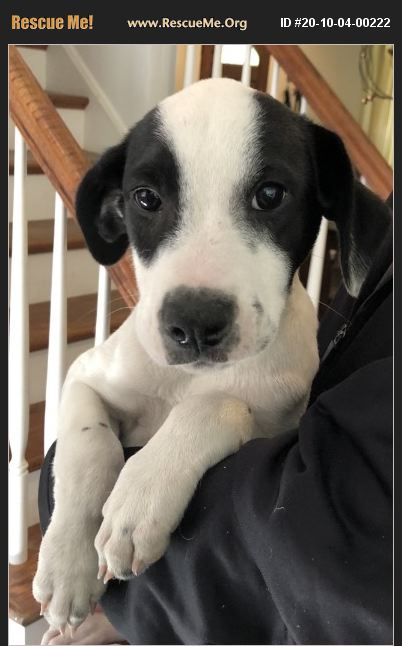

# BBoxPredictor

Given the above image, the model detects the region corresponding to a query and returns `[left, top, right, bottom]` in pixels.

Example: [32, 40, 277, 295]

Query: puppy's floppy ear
[76, 138, 129, 265]
[308, 122, 392, 297]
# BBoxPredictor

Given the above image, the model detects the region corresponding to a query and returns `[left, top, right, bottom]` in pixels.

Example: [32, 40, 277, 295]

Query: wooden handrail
[9, 45, 137, 307]
[264, 45, 392, 200]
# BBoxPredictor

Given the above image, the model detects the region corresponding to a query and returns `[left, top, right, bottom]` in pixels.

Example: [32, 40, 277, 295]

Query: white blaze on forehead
[159, 78, 259, 217]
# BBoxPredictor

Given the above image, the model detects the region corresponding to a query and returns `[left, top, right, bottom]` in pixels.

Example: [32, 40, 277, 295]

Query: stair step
[9, 524, 42, 626]
[27, 402, 45, 473]
[30, 290, 130, 352]
[9, 218, 86, 255]
[18, 45, 48, 50]
[47, 91, 89, 110]
[13, 292, 130, 471]
[9, 150, 98, 175]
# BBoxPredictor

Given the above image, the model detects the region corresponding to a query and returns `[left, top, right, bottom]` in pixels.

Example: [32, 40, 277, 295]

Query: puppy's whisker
[318, 300, 349, 320]
[107, 306, 134, 319]
[68, 297, 133, 326]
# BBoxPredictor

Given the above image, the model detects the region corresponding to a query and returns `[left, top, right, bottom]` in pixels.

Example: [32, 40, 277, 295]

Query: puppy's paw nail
[103, 569, 114, 584]
[68, 624, 76, 638]
[97, 564, 107, 580]
[59, 623, 66, 636]
[132, 559, 145, 576]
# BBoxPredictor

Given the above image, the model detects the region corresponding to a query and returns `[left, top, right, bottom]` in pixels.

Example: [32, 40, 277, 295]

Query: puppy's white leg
[95, 393, 253, 577]
[33, 380, 125, 633]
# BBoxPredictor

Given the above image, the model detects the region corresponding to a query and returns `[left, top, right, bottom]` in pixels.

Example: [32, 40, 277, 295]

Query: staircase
[8, 46, 131, 643]
[8, 44, 392, 645]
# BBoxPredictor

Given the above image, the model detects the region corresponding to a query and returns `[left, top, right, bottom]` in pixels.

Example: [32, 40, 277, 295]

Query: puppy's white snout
[158, 287, 238, 365]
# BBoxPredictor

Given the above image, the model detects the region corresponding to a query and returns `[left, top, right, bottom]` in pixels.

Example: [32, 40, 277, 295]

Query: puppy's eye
[132, 188, 162, 212]
[252, 183, 286, 211]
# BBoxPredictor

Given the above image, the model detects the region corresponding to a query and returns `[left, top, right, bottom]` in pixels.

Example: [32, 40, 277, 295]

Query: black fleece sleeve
[101, 357, 392, 645]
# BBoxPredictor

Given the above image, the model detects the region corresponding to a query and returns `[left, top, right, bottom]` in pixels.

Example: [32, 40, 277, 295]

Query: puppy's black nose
[159, 287, 237, 363]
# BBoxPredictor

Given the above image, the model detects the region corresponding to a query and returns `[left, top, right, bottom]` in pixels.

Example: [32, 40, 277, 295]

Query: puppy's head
[76, 78, 391, 370]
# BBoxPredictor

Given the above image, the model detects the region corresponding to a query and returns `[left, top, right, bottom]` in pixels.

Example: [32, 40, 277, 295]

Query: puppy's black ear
[76, 138, 129, 265]
[308, 122, 391, 297]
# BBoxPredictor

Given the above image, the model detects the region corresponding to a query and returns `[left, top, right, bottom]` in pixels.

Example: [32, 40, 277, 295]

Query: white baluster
[184, 45, 196, 87]
[43, 193, 67, 453]
[241, 45, 252, 85]
[300, 95, 308, 115]
[269, 59, 280, 98]
[306, 218, 329, 311]
[95, 266, 110, 346]
[9, 128, 29, 564]
[212, 45, 222, 78]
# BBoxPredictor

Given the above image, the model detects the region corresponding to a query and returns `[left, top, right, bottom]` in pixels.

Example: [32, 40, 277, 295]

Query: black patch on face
[158, 286, 239, 365]
[234, 93, 323, 287]
[122, 108, 181, 264]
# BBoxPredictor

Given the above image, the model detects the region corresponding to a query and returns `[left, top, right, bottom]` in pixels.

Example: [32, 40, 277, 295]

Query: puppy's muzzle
[159, 287, 238, 365]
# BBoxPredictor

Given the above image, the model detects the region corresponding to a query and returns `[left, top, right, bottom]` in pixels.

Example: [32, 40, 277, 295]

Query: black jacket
[100, 225, 392, 645]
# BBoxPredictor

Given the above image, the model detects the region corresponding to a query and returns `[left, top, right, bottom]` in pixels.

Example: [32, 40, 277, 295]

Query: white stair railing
[211, 45, 222, 78]
[240, 45, 252, 85]
[9, 125, 114, 563]
[306, 219, 329, 310]
[183, 44, 196, 87]
[9, 128, 29, 565]
[95, 266, 111, 346]
[269, 58, 280, 98]
[43, 193, 67, 453]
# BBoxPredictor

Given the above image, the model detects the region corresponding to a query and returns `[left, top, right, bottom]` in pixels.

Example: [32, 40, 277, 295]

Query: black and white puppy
[33, 78, 390, 632]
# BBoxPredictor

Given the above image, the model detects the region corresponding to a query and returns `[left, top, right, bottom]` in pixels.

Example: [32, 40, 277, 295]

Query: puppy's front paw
[33, 521, 105, 632]
[95, 448, 195, 580]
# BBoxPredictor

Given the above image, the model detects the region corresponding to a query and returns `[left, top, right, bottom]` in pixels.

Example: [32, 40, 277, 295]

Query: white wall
[46, 45, 176, 152]
[73, 45, 176, 129]
[300, 45, 363, 122]
[75, 45, 176, 143]
[46, 45, 122, 151]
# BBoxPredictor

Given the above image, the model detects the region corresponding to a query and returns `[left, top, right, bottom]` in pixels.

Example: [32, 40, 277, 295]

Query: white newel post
[9, 128, 29, 564]
[184, 45, 196, 87]
[306, 218, 329, 311]
[95, 266, 111, 346]
[269, 59, 280, 99]
[43, 193, 67, 453]
[241, 45, 252, 86]
[212, 45, 222, 78]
